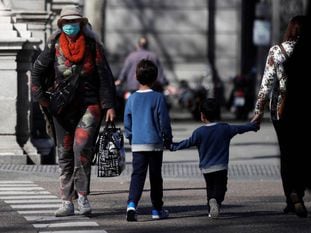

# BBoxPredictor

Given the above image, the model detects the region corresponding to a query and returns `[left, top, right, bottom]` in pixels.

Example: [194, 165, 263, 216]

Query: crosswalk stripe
[18, 210, 56, 214]
[0, 195, 57, 200]
[0, 184, 38, 187]
[11, 204, 60, 209]
[39, 230, 108, 233]
[5, 199, 61, 204]
[24, 215, 89, 222]
[0, 187, 44, 191]
[0, 191, 50, 195]
[33, 221, 99, 228]
[1, 180, 106, 233]
[0, 181, 34, 184]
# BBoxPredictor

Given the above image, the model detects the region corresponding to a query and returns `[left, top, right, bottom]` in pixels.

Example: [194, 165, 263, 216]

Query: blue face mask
[62, 23, 80, 36]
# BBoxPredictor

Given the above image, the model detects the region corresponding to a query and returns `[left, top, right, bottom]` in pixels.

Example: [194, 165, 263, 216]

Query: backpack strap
[279, 43, 289, 59]
[277, 43, 288, 120]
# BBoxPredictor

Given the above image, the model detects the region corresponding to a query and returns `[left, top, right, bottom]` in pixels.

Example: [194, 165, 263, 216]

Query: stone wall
[93, 0, 241, 92]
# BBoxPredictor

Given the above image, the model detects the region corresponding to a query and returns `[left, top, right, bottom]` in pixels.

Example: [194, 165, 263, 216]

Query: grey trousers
[54, 105, 102, 201]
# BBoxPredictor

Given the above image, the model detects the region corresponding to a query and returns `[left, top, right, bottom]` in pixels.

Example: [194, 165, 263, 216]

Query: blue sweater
[171, 122, 257, 173]
[124, 89, 172, 152]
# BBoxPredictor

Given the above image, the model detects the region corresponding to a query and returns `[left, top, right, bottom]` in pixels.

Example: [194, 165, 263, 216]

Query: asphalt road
[0, 120, 310, 233]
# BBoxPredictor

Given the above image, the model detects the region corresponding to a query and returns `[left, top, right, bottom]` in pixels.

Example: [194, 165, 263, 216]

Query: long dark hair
[283, 15, 306, 41]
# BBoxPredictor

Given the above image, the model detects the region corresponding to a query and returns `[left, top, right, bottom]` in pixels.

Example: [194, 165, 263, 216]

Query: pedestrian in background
[251, 15, 307, 217]
[115, 35, 169, 99]
[124, 59, 172, 222]
[31, 5, 116, 217]
[170, 98, 258, 218]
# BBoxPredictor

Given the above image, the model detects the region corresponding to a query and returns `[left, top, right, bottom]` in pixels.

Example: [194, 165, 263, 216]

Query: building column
[0, 2, 40, 164]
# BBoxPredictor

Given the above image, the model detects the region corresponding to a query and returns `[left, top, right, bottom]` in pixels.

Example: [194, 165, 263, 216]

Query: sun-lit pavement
[0, 119, 310, 233]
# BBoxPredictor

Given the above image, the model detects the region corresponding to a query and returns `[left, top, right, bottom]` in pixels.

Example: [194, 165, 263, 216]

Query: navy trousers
[128, 151, 164, 210]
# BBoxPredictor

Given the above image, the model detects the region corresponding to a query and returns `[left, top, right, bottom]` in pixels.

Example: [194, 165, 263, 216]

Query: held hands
[164, 137, 172, 150]
[250, 114, 263, 131]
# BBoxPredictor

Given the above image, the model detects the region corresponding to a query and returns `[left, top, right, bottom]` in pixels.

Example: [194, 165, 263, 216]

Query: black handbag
[46, 64, 82, 117]
[95, 121, 126, 177]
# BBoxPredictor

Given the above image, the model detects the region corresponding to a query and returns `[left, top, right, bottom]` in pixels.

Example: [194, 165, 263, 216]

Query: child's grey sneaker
[151, 209, 169, 220]
[78, 195, 92, 215]
[208, 198, 219, 218]
[126, 202, 137, 222]
[55, 201, 74, 217]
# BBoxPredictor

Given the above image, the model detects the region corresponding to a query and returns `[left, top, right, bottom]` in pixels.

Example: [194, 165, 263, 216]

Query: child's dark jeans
[128, 151, 164, 210]
[203, 169, 228, 205]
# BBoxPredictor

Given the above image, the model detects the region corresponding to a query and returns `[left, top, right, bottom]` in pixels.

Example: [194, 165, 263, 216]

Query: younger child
[170, 98, 258, 218]
[124, 59, 172, 221]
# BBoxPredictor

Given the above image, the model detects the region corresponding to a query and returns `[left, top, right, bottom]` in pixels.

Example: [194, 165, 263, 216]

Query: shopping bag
[95, 121, 126, 177]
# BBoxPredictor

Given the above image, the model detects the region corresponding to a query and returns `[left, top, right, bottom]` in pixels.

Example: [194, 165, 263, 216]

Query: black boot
[290, 192, 308, 218]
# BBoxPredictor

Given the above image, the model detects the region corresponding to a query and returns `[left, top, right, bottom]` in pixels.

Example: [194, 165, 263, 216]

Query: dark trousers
[272, 120, 305, 205]
[203, 169, 228, 205]
[128, 151, 164, 210]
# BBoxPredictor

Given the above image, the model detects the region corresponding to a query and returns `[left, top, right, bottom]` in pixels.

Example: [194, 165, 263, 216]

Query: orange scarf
[59, 32, 86, 63]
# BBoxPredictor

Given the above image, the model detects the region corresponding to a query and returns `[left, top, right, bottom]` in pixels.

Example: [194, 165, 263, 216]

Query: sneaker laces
[78, 196, 90, 209]
[63, 201, 73, 208]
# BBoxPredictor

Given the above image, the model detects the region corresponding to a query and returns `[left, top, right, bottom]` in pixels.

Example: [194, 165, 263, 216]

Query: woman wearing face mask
[31, 6, 116, 217]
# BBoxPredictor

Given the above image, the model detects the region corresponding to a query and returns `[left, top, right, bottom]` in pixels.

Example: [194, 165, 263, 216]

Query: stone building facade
[0, 0, 307, 164]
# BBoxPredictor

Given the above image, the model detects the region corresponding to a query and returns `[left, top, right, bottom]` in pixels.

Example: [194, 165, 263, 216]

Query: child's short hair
[200, 98, 221, 122]
[136, 59, 158, 85]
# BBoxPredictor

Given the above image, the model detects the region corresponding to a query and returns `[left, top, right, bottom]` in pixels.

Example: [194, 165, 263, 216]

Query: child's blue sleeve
[124, 98, 132, 142]
[229, 122, 258, 138]
[158, 94, 173, 140]
[171, 131, 198, 151]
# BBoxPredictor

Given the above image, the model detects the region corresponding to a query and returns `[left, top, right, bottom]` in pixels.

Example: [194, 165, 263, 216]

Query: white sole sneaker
[78, 196, 92, 215]
[151, 209, 169, 220]
[55, 202, 74, 217]
[208, 198, 219, 218]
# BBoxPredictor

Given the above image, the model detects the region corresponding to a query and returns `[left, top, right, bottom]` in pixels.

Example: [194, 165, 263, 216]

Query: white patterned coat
[254, 41, 296, 120]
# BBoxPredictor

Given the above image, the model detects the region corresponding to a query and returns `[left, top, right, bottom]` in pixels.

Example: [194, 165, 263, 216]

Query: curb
[0, 162, 280, 180]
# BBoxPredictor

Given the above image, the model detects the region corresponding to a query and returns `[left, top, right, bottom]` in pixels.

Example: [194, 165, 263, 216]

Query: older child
[124, 59, 172, 221]
[170, 98, 258, 218]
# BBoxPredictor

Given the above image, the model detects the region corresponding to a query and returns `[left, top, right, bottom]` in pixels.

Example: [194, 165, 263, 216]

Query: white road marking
[0, 184, 38, 187]
[33, 221, 99, 228]
[0, 181, 107, 233]
[18, 210, 56, 214]
[0, 181, 34, 184]
[0, 187, 44, 191]
[24, 215, 89, 222]
[5, 199, 61, 204]
[0, 195, 57, 200]
[0, 191, 50, 195]
[39, 230, 108, 233]
[11, 204, 60, 209]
